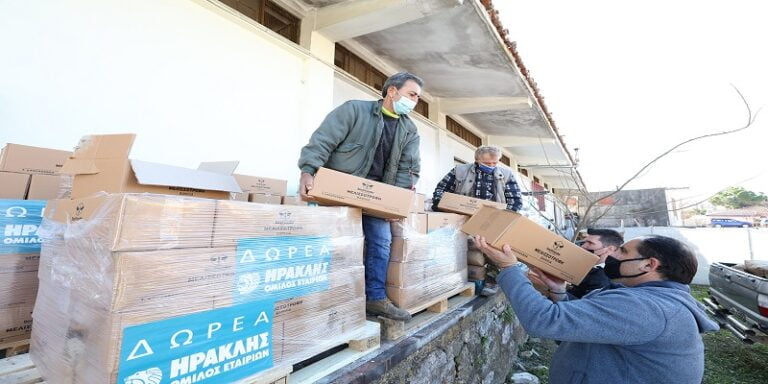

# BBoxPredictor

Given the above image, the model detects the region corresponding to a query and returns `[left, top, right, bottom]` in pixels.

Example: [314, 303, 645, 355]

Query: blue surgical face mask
[393, 92, 417, 115]
[478, 164, 496, 174]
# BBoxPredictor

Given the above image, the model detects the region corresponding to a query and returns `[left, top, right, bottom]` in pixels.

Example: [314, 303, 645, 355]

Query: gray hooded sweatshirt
[498, 265, 719, 384]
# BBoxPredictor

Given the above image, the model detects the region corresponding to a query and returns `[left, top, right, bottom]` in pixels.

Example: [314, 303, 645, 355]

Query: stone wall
[373, 293, 527, 384]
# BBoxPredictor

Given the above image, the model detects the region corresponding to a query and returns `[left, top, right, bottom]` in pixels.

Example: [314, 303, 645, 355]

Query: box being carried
[61, 134, 241, 200]
[437, 192, 507, 216]
[461, 206, 598, 284]
[309, 167, 413, 219]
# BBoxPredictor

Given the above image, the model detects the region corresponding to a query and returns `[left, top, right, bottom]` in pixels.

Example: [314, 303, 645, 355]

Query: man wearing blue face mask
[431, 146, 523, 290]
[431, 145, 523, 212]
[298, 72, 423, 321]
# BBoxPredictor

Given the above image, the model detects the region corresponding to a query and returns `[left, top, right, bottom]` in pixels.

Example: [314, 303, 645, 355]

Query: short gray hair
[381, 72, 424, 98]
[475, 146, 502, 160]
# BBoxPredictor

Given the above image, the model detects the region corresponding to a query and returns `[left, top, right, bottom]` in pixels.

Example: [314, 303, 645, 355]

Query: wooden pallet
[377, 282, 475, 340]
[0, 354, 43, 384]
[242, 320, 380, 384]
[288, 320, 380, 384]
[405, 282, 475, 315]
[0, 340, 29, 360]
[0, 321, 381, 384]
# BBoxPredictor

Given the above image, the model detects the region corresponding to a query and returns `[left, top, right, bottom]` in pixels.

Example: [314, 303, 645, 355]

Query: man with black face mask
[474, 235, 719, 384]
[566, 228, 623, 298]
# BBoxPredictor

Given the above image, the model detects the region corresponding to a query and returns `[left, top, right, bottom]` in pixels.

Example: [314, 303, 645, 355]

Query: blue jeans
[362, 215, 392, 301]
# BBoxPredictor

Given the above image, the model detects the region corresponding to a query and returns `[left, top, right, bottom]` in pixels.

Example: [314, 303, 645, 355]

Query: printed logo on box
[235, 235, 332, 302]
[0, 200, 46, 254]
[117, 301, 274, 384]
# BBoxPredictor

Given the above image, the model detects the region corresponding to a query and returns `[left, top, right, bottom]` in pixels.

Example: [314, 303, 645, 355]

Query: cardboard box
[273, 297, 366, 365]
[213, 200, 363, 246]
[387, 253, 466, 287]
[0, 270, 38, 308]
[27, 174, 63, 200]
[467, 249, 486, 267]
[248, 193, 282, 204]
[309, 167, 413, 219]
[0, 253, 40, 273]
[437, 192, 507, 216]
[411, 193, 426, 213]
[461, 206, 599, 284]
[31, 260, 367, 383]
[390, 213, 427, 237]
[234, 174, 288, 196]
[427, 212, 467, 232]
[0, 172, 30, 199]
[61, 134, 241, 199]
[111, 247, 364, 311]
[389, 230, 468, 263]
[0, 306, 33, 343]
[0, 143, 71, 175]
[46, 194, 216, 252]
[386, 270, 467, 310]
[281, 195, 311, 206]
[230, 192, 249, 201]
[468, 265, 487, 281]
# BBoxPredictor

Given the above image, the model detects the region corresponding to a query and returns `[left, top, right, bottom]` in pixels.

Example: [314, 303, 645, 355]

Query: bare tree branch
[569, 85, 758, 239]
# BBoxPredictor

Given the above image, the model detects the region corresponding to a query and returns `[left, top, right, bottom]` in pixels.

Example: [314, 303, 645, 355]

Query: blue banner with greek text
[235, 235, 333, 303]
[0, 199, 46, 254]
[116, 300, 274, 384]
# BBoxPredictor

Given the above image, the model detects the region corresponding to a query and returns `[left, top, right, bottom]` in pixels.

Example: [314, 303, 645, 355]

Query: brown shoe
[366, 299, 412, 321]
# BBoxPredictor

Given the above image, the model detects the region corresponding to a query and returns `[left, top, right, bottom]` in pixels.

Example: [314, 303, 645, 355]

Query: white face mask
[393, 92, 417, 115]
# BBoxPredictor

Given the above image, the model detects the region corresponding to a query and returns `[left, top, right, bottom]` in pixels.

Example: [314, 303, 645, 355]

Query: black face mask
[604, 256, 649, 279]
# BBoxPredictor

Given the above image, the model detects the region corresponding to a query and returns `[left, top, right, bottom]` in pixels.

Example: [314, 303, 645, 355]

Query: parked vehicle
[704, 262, 768, 344]
[710, 218, 753, 228]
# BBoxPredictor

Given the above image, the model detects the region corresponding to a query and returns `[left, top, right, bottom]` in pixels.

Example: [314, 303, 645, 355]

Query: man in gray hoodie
[474, 235, 719, 384]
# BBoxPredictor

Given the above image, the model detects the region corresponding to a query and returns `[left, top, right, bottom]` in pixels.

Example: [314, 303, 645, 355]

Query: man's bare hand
[528, 267, 567, 296]
[299, 173, 315, 200]
[471, 235, 518, 269]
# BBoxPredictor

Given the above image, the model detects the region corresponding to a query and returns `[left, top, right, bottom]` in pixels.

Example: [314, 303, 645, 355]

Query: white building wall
[0, 0, 336, 194]
[0, 0, 568, 211]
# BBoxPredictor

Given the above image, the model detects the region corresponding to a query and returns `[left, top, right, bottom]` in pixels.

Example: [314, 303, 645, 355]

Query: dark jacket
[567, 266, 612, 299]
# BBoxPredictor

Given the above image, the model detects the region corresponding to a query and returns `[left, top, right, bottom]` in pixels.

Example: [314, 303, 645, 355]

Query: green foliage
[709, 187, 767, 209]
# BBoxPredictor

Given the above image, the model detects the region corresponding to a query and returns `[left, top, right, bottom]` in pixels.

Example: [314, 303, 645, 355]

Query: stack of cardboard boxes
[29, 134, 370, 383]
[0, 143, 71, 200]
[0, 143, 71, 345]
[385, 194, 469, 311]
[467, 247, 487, 281]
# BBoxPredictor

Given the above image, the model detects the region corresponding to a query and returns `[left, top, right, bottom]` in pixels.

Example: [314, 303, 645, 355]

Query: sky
[495, 0, 767, 206]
